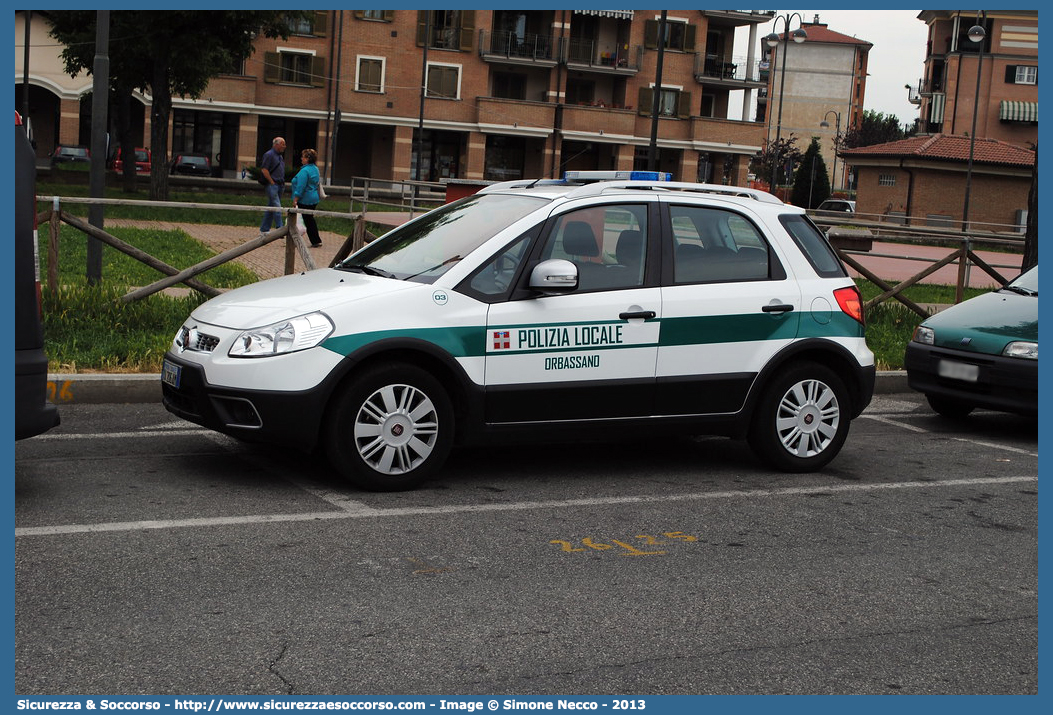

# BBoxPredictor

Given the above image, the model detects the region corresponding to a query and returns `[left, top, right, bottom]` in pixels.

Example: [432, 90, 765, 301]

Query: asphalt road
[14, 396, 1038, 695]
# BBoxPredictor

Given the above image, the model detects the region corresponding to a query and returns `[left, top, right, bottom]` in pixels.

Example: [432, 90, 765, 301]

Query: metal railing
[480, 30, 556, 61]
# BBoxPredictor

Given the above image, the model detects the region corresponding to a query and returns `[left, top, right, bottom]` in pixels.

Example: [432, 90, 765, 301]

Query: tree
[790, 137, 831, 209]
[47, 10, 307, 200]
[750, 135, 803, 190]
[1022, 143, 1037, 271]
[839, 110, 913, 151]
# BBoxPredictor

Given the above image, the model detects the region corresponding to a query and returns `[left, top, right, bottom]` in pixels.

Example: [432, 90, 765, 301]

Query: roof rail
[564, 180, 784, 205]
[477, 178, 568, 194]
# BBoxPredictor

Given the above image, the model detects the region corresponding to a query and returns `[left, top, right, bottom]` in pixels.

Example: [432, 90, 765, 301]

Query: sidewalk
[111, 211, 414, 285]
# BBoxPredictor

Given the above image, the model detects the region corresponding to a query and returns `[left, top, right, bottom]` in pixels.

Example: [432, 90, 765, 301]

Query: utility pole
[647, 11, 667, 172]
[87, 10, 110, 285]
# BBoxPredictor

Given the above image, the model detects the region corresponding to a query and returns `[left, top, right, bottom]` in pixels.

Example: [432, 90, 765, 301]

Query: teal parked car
[904, 265, 1038, 418]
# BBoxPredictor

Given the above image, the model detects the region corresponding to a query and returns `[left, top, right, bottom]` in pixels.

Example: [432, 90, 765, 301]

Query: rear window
[779, 214, 846, 278]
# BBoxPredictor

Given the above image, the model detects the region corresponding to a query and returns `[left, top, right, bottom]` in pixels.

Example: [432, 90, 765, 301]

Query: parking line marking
[30, 429, 209, 440]
[14, 475, 1036, 538]
[860, 415, 929, 433]
[953, 438, 1037, 457]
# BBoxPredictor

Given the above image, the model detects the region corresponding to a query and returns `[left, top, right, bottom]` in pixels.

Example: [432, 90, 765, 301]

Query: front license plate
[938, 359, 979, 383]
[162, 359, 182, 389]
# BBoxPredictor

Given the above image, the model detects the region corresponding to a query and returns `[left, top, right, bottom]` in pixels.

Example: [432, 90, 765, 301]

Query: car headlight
[1003, 341, 1038, 360]
[912, 325, 935, 345]
[228, 312, 334, 358]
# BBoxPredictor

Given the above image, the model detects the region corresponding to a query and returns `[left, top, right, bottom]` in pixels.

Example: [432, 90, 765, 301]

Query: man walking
[259, 136, 286, 236]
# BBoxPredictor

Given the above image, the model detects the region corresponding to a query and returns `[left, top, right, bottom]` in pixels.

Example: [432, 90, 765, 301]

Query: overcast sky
[735, 9, 929, 126]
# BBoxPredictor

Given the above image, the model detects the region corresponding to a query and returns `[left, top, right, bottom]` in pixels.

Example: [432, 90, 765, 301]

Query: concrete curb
[47, 371, 913, 405]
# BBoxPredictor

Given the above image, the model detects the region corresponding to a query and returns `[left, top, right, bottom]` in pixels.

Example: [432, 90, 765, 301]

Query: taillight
[834, 286, 864, 325]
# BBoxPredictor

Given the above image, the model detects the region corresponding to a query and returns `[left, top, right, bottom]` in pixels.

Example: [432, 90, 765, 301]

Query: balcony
[695, 55, 767, 88]
[480, 31, 557, 65]
[564, 38, 641, 73]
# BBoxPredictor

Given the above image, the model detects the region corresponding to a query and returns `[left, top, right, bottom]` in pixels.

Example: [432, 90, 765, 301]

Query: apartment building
[758, 15, 872, 191]
[910, 10, 1038, 149]
[16, 10, 776, 186]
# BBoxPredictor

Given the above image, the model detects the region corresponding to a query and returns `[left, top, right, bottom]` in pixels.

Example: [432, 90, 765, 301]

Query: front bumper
[161, 352, 333, 451]
[904, 341, 1038, 416]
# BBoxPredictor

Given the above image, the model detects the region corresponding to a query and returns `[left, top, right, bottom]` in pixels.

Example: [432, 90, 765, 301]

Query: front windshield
[1006, 265, 1038, 294]
[337, 193, 548, 284]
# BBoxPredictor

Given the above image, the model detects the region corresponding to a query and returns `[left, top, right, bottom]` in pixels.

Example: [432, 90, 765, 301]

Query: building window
[1014, 65, 1037, 85]
[288, 14, 314, 35]
[878, 174, 897, 187]
[264, 50, 324, 87]
[357, 10, 392, 22]
[287, 11, 327, 37]
[644, 17, 696, 52]
[492, 72, 526, 101]
[637, 86, 690, 118]
[566, 78, 595, 105]
[658, 89, 680, 116]
[426, 63, 461, 99]
[418, 10, 475, 52]
[356, 57, 384, 93]
[281, 52, 314, 85]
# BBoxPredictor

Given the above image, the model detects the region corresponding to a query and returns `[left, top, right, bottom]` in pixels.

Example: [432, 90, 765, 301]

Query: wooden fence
[37, 197, 374, 302]
[37, 195, 1025, 315]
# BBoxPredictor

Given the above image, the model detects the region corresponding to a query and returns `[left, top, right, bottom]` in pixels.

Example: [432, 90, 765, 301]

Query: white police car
[162, 174, 875, 490]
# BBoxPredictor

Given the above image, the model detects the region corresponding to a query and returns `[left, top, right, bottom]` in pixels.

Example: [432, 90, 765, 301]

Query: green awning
[1000, 100, 1038, 123]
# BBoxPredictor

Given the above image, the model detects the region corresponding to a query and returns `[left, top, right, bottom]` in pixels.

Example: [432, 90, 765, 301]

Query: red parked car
[113, 146, 151, 174]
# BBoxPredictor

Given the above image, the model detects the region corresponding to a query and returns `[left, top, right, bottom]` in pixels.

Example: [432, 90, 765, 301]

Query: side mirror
[529, 259, 578, 295]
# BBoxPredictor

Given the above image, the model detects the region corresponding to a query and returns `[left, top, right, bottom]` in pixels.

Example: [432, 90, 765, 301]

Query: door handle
[761, 303, 795, 314]
[620, 310, 656, 320]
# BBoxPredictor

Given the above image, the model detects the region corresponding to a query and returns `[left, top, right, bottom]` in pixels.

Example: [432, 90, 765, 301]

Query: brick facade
[22, 10, 781, 186]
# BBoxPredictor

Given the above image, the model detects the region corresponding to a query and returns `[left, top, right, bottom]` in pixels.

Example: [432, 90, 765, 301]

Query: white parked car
[162, 174, 875, 490]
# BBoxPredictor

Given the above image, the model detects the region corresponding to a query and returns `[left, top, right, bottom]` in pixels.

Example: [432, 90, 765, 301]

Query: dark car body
[904, 265, 1038, 417]
[170, 153, 212, 176]
[15, 112, 60, 439]
[114, 146, 151, 174]
[50, 144, 90, 168]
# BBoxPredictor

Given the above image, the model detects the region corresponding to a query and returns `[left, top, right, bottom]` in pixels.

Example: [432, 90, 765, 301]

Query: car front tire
[748, 361, 851, 472]
[326, 363, 454, 491]
[925, 394, 975, 419]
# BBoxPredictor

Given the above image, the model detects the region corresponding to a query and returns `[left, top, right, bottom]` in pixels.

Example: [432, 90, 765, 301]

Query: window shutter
[311, 56, 326, 87]
[638, 87, 653, 116]
[263, 51, 280, 83]
[1006, 65, 1017, 83]
[417, 10, 428, 47]
[312, 11, 328, 37]
[383, 11, 394, 22]
[677, 91, 692, 118]
[644, 20, 658, 49]
[354, 11, 364, 20]
[684, 25, 697, 52]
[459, 10, 475, 51]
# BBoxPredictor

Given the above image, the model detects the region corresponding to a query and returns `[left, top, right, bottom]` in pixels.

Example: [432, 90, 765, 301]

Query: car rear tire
[925, 394, 975, 419]
[748, 361, 850, 472]
[326, 363, 454, 491]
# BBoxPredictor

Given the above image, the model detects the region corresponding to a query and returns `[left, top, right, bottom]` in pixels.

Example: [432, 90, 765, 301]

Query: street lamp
[820, 110, 841, 191]
[962, 11, 987, 231]
[765, 14, 807, 191]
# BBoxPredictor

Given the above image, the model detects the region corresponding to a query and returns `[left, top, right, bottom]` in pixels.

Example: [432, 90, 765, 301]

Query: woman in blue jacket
[291, 148, 323, 247]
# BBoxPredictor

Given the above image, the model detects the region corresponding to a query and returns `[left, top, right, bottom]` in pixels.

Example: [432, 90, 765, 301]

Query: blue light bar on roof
[563, 170, 673, 182]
